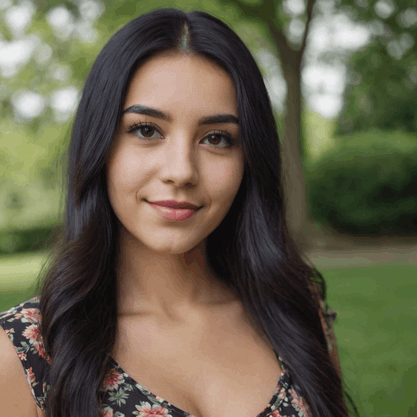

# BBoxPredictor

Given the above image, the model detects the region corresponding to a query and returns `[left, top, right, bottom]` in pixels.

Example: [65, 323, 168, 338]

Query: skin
[107, 51, 245, 319]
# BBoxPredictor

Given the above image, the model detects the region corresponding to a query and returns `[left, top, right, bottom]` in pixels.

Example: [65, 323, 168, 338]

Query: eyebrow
[123, 104, 239, 125]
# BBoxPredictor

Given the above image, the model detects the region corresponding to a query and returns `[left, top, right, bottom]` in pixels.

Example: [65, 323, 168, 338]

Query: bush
[0, 224, 60, 255]
[306, 129, 417, 235]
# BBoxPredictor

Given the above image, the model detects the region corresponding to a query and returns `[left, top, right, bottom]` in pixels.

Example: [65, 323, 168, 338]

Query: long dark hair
[38, 8, 352, 417]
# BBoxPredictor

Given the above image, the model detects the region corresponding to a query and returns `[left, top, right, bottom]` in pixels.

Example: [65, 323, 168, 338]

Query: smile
[148, 202, 198, 221]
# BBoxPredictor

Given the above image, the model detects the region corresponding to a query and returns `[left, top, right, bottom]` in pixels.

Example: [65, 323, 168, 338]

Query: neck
[116, 228, 237, 319]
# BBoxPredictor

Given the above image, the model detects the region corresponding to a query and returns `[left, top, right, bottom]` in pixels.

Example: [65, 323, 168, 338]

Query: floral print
[103, 368, 125, 392]
[133, 401, 174, 416]
[289, 389, 312, 416]
[0, 296, 336, 416]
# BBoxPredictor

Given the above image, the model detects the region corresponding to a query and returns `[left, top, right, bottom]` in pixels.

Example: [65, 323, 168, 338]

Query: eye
[126, 123, 236, 147]
[202, 131, 236, 148]
[127, 122, 163, 140]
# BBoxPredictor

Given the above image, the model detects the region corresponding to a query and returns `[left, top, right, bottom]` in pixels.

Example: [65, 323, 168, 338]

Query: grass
[0, 251, 48, 313]
[322, 264, 417, 417]
[1, 252, 416, 416]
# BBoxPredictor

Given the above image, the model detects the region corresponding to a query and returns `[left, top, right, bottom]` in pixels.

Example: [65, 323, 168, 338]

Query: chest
[112, 309, 282, 417]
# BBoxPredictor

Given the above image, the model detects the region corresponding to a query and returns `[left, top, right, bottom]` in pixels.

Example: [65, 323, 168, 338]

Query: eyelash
[126, 122, 236, 148]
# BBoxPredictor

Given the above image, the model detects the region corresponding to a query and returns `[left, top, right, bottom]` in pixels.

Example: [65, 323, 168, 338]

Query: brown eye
[202, 131, 235, 148]
[207, 134, 222, 145]
[140, 126, 156, 138]
[127, 122, 162, 140]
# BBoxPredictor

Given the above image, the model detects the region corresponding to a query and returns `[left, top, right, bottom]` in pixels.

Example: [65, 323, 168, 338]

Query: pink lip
[149, 200, 199, 209]
[148, 200, 200, 221]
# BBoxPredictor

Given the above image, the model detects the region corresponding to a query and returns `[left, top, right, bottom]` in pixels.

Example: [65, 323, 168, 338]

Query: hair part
[178, 23, 192, 55]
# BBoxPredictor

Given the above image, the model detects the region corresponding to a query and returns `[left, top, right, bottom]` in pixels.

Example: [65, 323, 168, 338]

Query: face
[106, 52, 244, 254]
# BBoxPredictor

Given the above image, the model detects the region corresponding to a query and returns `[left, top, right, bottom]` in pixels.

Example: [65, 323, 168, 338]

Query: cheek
[107, 149, 148, 197]
[207, 158, 244, 203]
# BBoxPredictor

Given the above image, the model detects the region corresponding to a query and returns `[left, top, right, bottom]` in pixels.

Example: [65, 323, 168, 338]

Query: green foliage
[0, 120, 66, 232]
[337, 0, 417, 134]
[337, 42, 417, 135]
[303, 110, 337, 162]
[306, 129, 417, 235]
[0, 225, 57, 255]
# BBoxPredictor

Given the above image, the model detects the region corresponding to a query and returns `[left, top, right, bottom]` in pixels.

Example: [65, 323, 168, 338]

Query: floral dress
[0, 296, 337, 417]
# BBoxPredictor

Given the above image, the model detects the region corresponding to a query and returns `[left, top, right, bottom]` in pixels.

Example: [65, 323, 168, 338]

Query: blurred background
[0, 0, 416, 415]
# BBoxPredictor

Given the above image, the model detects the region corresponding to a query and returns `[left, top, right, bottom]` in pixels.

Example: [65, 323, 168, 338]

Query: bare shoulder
[0, 326, 39, 417]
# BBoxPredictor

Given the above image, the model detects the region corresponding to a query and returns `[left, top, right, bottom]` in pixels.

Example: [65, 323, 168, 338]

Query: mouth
[146, 200, 202, 221]
[147, 200, 201, 210]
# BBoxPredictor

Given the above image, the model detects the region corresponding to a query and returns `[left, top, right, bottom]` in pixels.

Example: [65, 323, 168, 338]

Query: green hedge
[306, 129, 417, 235]
[0, 224, 60, 255]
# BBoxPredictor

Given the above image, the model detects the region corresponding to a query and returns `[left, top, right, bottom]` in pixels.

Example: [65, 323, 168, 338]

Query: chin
[143, 240, 204, 255]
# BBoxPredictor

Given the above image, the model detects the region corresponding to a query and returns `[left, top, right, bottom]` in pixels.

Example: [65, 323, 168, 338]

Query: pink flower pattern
[0, 296, 329, 417]
[134, 402, 172, 416]
[22, 323, 40, 342]
[22, 322, 52, 364]
[5, 327, 14, 336]
[289, 388, 312, 416]
[103, 368, 124, 391]
[26, 367, 36, 387]
[15, 308, 40, 324]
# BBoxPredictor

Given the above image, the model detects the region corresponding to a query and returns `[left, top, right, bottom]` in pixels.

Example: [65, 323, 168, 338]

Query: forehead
[123, 52, 238, 115]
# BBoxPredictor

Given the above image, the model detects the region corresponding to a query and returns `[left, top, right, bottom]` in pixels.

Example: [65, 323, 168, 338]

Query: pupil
[209, 134, 221, 144]
[142, 126, 153, 137]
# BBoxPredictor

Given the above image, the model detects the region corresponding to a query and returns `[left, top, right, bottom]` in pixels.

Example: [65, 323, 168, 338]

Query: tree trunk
[264, 0, 317, 250]
[277, 54, 310, 248]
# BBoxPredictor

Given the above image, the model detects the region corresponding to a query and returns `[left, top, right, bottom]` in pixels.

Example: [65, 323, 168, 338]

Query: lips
[148, 200, 200, 210]
[147, 199, 201, 221]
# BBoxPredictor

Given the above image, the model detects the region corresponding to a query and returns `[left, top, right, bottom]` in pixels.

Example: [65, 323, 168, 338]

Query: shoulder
[0, 297, 50, 414]
[0, 326, 40, 416]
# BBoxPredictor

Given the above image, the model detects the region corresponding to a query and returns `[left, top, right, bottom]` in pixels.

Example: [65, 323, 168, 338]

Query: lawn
[0, 251, 48, 313]
[322, 264, 417, 417]
[0, 253, 416, 416]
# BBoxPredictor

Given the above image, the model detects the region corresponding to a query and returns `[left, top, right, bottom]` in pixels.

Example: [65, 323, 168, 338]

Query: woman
[0, 8, 353, 417]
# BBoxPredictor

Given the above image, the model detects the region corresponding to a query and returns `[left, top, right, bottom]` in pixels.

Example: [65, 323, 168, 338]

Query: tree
[336, 0, 417, 135]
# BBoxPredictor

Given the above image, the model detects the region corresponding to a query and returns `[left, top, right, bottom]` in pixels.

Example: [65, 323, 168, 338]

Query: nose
[158, 135, 198, 187]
